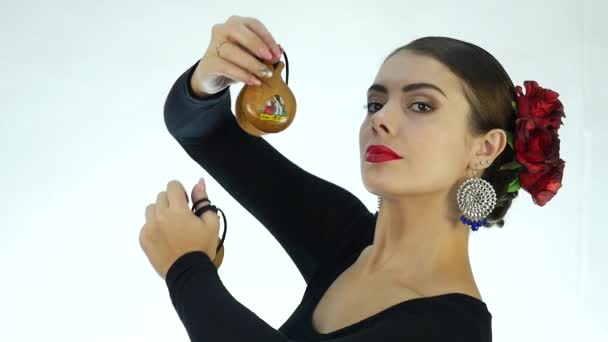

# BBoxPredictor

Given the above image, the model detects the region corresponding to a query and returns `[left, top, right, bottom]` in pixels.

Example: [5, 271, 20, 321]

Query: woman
[139, 15, 565, 342]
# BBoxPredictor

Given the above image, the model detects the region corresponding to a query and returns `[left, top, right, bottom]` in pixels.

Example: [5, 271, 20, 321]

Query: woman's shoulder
[306, 210, 377, 285]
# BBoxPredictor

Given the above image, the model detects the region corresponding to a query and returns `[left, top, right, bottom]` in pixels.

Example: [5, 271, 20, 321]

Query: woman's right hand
[190, 15, 284, 97]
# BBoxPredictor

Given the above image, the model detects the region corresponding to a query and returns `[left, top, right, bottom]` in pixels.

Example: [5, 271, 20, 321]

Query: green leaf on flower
[506, 131, 514, 149]
[507, 176, 521, 193]
[512, 100, 517, 112]
[499, 160, 523, 171]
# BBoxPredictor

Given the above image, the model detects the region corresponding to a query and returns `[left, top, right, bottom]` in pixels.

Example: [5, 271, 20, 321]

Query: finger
[191, 177, 219, 224]
[214, 20, 274, 63]
[214, 39, 274, 80]
[222, 17, 275, 62]
[206, 51, 265, 86]
[191, 177, 210, 211]
[145, 204, 155, 222]
[242, 17, 282, 62]
[156, 191, 168, 209]
[167, 180, 189, 210]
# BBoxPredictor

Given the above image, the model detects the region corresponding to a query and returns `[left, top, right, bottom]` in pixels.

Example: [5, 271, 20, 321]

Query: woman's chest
[310, 267, 422, 335]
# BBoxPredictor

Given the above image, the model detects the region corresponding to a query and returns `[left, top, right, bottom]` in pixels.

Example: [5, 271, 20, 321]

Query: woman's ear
[470, 129, 507, 168]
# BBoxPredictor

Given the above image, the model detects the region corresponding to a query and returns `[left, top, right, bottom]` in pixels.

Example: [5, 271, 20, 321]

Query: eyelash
[363, 101, 434, 114]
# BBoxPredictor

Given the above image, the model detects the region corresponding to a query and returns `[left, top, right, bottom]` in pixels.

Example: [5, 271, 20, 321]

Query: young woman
[140, 15, 565, 342]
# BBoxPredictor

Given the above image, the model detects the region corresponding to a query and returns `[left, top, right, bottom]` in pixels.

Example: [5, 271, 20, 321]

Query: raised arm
[163, 59, 373, 284]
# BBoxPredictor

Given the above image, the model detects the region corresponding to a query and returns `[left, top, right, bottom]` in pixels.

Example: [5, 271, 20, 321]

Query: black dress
[161, 59, 493, 342]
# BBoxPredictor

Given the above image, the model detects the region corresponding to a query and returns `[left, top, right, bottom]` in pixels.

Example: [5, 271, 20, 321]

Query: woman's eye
[364, 102, 383, 114]
[363, 101, 433, 114]
[410, 102, 433, 113]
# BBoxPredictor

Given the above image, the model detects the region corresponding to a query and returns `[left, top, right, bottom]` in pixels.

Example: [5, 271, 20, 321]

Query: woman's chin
[362, 176, 393, 194]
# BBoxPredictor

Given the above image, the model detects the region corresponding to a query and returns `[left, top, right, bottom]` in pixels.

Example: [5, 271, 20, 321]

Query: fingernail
[197, 177, 205, 192]
[259, 67, 273, 78]
[259, 46, 273, 60]
[272, 45, 281, 58]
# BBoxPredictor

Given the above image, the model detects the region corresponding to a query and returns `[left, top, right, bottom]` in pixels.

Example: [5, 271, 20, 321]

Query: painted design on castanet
[259, 94, 287, 122]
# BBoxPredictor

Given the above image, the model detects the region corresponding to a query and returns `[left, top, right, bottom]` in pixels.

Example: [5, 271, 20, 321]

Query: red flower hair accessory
[500, 81, 566, 206]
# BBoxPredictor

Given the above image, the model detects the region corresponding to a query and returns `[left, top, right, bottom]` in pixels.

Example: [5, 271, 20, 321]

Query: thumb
[191, 177, 216, 222]
[192, 177, 209, 208]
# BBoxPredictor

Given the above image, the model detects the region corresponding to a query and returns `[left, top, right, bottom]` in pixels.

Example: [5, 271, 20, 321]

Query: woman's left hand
[139, 178, 221, 279]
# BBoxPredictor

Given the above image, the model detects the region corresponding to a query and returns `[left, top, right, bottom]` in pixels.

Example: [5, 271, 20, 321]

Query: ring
[216, 39, 229, 57]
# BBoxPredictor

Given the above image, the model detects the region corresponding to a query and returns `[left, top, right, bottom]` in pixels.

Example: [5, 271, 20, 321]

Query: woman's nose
[370, 106, 397, 136]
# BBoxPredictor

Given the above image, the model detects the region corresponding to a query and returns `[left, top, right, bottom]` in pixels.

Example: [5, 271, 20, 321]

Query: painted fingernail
[259, 67, 273, 78]
[272, 45, 281, 58]
[197, 177, 205, 192]
[259, 46, 273, 60]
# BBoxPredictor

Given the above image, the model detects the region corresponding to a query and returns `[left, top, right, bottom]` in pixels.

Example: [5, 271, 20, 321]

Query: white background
[1, 0, 606, 341]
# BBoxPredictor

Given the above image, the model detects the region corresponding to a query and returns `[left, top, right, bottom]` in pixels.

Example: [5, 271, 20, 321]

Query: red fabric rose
[516, 81, 566, 131]
[514, 120, 561, 174]
[512, 80, 566, 206]
[519, 159, 565, 206]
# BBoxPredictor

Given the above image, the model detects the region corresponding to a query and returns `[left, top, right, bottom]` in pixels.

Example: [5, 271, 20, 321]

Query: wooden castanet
[236, 60, 296, 136]
[212, 242, 224, 269]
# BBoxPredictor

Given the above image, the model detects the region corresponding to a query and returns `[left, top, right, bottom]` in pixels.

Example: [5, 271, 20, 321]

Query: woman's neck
[359, 194, 474, 286]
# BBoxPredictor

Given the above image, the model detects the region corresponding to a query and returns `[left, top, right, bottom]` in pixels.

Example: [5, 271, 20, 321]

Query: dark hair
[384, 36, 520, 228]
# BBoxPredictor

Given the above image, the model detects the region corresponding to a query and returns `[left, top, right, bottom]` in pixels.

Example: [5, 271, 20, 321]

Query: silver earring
[456, 169, 497, 231]
[378, 196, 382, 210]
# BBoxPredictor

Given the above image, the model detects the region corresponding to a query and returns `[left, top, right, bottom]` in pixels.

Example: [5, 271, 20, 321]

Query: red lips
[366, 145, 402, 162]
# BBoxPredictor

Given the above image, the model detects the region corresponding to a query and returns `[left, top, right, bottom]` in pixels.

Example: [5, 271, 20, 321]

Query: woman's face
[359, 51, 475, 199]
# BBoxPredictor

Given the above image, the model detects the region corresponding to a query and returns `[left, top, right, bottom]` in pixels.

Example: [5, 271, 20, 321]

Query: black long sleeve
[165, 251, 295, 342]
[163, 59, 373, 285]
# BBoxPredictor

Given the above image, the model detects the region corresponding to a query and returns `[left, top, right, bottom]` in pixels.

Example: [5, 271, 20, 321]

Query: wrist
[189, 71, 212, 98]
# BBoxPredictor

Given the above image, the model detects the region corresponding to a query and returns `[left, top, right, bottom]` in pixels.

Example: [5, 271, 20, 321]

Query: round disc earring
[456, 169, 497, 231]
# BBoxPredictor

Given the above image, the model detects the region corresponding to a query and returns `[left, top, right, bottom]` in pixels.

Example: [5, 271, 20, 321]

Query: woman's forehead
[373, 52, 461, 95]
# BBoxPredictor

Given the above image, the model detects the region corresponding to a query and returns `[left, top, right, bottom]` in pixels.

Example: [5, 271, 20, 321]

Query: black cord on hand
[272, 49, 288, 85]
[192, 198, 227, 254]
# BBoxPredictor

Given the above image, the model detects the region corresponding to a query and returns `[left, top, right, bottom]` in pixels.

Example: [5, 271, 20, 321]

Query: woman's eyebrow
[367, 83, 448, 99]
